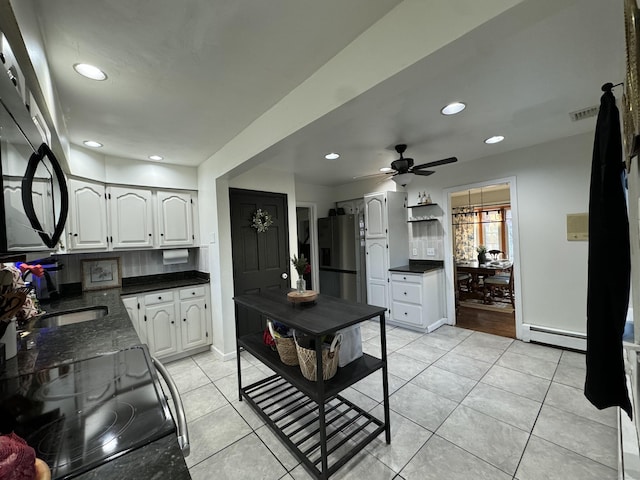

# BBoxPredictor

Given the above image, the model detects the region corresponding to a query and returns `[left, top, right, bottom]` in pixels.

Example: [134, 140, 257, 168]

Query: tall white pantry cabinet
[364, 191, 408, 317]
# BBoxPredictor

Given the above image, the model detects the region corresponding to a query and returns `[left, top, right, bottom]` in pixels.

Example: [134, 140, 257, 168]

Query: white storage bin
[336, 325, 363, 367]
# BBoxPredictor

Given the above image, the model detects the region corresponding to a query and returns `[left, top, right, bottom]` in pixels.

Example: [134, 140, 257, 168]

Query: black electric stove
[0, 345, 176, 479]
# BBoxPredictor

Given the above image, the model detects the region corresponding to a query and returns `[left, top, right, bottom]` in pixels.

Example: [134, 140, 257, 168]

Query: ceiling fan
[384, 144, 458, 186]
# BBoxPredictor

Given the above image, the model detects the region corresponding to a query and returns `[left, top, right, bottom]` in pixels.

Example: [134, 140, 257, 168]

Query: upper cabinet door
[157, 191, 193, 247]
[109, 186, 153, 249]
[67, 178, 108, 251]
[364, 193, 386, 239]
[4, 177, 51, 251]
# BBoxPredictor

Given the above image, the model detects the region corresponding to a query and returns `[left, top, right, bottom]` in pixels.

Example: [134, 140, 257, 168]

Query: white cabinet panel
[4, 177, 51, 251]
[108, 186, 153, 249]
[365, 240, 388, 283]
[180, 297, 207, 350]
[145, 302, 178, 357]
[364, 194, 386, 238]
[67, 179, 108, 251]
[121, 295, 147, 343]
[157, 191, 193, 247]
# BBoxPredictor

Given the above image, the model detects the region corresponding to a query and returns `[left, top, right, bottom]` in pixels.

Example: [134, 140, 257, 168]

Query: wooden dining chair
[483, 266, 514, 307]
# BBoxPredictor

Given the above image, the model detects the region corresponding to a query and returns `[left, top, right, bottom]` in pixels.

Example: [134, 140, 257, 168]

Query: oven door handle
[151, 355, 190, 457]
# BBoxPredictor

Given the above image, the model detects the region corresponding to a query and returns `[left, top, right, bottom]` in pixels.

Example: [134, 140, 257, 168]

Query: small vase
[478, 253, 487, 265]
[0, 319, 17, 360]
[296, 278, 306, 294]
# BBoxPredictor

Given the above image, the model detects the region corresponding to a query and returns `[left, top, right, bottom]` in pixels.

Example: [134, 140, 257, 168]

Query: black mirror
[21, 143, 68, 249]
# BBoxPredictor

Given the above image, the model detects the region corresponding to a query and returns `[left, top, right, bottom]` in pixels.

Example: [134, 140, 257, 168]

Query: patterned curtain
[453, 210, 475, 261]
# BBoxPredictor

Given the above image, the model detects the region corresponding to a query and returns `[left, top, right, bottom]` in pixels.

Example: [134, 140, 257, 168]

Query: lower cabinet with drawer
[122, 284, 211, 360]
[389, 270, 445, 332]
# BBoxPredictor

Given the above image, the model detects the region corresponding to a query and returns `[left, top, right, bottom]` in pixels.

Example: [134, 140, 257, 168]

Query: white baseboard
[210, 344, 236, 361]
[521, 324, 586, 351]
[427, 317, 448, 333]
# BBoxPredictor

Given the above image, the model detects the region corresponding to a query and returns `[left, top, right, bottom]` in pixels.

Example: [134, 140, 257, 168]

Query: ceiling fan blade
[413, 170, 435, 176]
[412, 156, 458, 170]
[352, 171, 391, 180]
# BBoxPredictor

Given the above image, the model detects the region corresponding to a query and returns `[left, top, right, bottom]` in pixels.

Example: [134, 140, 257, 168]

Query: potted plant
[476, 245, 488, 265]
[291, 254, 310, 293]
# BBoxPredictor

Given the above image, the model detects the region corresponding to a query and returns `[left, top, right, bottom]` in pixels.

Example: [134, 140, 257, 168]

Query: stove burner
[33, 402, 135, 464]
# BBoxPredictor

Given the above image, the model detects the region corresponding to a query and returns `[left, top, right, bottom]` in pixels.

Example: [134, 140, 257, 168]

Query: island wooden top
[233, 290, 386, 336]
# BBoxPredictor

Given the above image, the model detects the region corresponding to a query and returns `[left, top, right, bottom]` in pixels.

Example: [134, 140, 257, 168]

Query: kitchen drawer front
[144, 291, 175, 306]
[391, 301, 423, 328]
[179, 286, 205, 299]
[391, 282, 422, 304]
[391, 273, 422, 284]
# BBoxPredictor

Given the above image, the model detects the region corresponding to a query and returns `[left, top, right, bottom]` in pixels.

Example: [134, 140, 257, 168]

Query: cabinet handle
[74, 233, 78, 237]
[161, 233, 164, 236]
[183, 318, 186, 322]
[192, 292, 195, 295]
[404, 292, 407, 295]
[171, 320, 175, 324]
[403, 276, 406, 280]
[149, 233, 152, 237]
[404, 312, 408, 315]
[158, 296, 162, 300]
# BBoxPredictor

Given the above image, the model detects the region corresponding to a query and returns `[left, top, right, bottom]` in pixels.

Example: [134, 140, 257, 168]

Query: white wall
[405, 132, 593, 335]
[67, 144, 198, 190]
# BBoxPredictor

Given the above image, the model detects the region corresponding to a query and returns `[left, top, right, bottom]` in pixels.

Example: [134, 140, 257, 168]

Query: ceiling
[32, 0, 624, 186]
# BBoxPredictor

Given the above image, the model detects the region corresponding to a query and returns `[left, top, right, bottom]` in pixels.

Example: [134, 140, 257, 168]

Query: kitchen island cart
[233, 291, 390, 479]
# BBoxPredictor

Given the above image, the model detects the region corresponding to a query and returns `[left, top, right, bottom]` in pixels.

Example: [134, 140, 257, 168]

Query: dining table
[456, 260, 513, 301]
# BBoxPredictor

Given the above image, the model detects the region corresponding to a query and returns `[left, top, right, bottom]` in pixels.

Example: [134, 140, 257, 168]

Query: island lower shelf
[241, 375, 386, 478]
[238, 332, 383, 402]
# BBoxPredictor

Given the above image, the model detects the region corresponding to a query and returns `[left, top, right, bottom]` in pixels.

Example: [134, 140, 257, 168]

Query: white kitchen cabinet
[157, 191, 194, 247]
[390, 270, 445, 332]
[121, 295, 146, 343]
[66, 180, 197, 252]
[3, 177, 52, 251]
[365, 239, 388, 311]
[108, 186, 154, 249]
[179, 285, 208, 350]
[67, 178, 108, 251]
[364, 191, 408, 315]
[121, 284, 211, 360]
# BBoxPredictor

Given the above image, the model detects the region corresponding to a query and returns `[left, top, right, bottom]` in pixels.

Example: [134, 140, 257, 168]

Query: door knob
[281, 273, 288, 279]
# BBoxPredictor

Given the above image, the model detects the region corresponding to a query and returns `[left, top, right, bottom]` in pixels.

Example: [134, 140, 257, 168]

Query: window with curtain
[453, 205, 512, 260]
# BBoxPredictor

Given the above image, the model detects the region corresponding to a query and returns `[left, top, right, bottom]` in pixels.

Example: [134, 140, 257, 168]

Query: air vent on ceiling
[569, 106, 599, 122]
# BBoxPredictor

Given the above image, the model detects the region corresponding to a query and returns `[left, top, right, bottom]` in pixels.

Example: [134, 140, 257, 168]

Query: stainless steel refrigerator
[318, 214, 367, 303]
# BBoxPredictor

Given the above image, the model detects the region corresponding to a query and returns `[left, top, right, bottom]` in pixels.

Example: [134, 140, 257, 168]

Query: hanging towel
[584, 86, 632, 418]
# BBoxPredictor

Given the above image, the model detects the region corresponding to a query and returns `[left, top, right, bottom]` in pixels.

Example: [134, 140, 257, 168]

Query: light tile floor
[165, 324, 618, 480]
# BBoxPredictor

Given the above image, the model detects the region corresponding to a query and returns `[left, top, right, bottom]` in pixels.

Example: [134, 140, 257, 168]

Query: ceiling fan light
[484, 135, 505, 144]
[379, 167, 393, 172]
[391, 173, 413, 187]
[441, 102, 466, 115]
[73, 63, 107, 81]
[83, 140, 103, 148]
[149, 155, 163, 161]
[324, 152, 340, 160]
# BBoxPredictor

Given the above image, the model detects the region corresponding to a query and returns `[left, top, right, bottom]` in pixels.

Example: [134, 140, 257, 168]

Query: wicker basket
[268, 321, 299, 366]
[294, 331, 342, 381]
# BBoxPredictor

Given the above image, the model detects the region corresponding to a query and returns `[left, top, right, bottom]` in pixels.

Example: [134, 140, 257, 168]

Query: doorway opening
[448, 181, 520, 338]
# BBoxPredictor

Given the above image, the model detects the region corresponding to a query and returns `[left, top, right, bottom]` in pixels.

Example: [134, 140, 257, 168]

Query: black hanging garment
[584, 85, 632, 418]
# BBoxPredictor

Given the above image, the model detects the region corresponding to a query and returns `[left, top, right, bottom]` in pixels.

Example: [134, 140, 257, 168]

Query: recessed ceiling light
[83, 140, 103, 148]
[379, 167, 393, 172]
[73, 63, 107, 81]
[484, 135, 505, 144]
[441, 102, 466, 115]
[149, 155, 163, 161]
[325, 152, 340, 160]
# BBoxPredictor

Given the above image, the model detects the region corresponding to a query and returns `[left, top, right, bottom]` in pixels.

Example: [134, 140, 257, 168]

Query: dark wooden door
[230, 188, 289, 337]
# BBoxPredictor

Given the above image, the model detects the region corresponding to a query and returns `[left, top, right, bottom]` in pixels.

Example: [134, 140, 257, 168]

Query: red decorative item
[0, 432, 36, 480]
[263, 327, 275, 348]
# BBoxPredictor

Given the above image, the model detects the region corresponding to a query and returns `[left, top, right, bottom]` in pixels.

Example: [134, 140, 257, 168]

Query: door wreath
[251, 209, 273, 233]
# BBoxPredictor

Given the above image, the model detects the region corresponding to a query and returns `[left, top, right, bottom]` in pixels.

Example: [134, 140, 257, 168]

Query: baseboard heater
[522, 324, 586, 351]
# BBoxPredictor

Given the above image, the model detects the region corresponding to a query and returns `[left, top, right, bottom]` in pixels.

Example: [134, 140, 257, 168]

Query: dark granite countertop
[389, 260, 444, 274]
[1, 271, 202, 478]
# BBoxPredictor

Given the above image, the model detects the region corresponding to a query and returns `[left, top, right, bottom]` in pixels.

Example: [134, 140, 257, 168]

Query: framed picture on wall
[81, 257, 122, 291]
